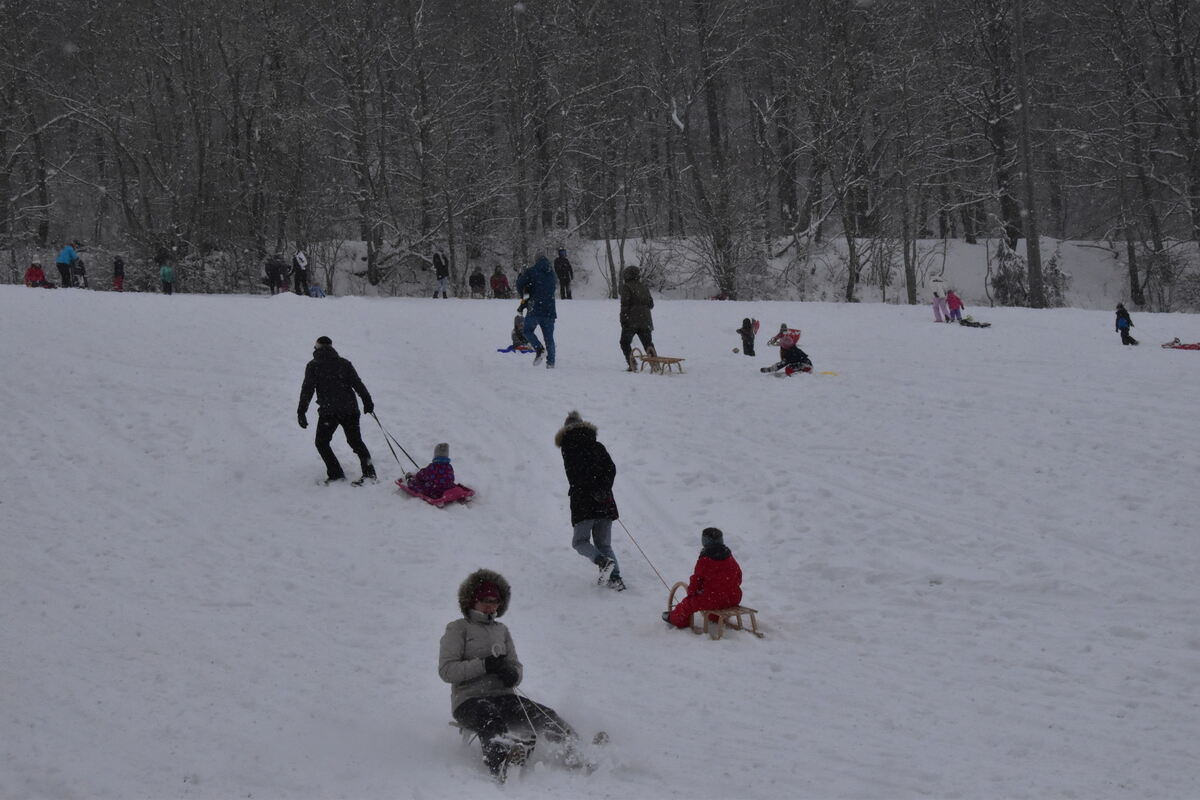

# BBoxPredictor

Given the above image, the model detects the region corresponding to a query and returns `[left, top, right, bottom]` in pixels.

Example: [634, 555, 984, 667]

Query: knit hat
[564, 410, 583, 427]
[701, 527, 724, 548]
[434, 442, 450, 460]
[473, 581, 501, 602]
[315, 336, 333, 349]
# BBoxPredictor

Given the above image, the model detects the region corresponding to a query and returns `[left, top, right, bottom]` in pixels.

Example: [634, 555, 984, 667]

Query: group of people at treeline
[22, 243, 174, 294]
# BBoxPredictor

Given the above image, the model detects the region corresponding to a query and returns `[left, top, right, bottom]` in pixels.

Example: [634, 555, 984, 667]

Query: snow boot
[607, 576, 626, 592]
[532, 347, 545, 366]
[597, 557, 616, 585]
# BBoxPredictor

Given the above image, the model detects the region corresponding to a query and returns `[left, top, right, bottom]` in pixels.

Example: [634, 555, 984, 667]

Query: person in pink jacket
[945, 290, 964, 322]
[404, 442, 456, 498]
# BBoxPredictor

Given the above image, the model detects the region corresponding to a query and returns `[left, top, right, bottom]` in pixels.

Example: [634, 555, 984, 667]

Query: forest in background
[3, 0, 1200, 307]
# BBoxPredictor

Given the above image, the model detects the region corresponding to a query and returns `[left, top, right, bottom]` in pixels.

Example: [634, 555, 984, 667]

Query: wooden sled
[667, 581, 763, 640]
[395, 481, 476, 506]
[631, 347, 685, 375]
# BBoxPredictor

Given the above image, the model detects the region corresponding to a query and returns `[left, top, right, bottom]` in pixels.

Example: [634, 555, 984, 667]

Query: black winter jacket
[298, 347, 373, 417]
[555, 421, 619, 525]
[619, 278, 654, 331]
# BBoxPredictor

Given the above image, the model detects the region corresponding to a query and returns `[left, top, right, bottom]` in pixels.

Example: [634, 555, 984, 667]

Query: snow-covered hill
[4, 286, 1199, 799]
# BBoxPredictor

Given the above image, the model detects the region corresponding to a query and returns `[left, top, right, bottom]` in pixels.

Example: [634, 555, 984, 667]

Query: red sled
[1162, 338, 1200, 350]
[395, 481, 476, 506]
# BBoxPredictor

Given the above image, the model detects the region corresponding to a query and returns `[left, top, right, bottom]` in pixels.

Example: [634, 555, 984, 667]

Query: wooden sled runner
[667, 581, 763, 640]
[395, 482, 476, 506]
[631, 347, 686, 375]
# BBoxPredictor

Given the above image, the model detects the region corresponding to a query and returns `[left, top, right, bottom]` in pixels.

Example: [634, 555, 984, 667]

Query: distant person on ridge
[1115, 303, 1138, 346]
[433, 248, 450, 298]
[553, 249, 574, 299]
[297, 336, 377, 485]
[515, 253, 557, 368]
[490, 266, 512, 299]
[468, 266, 487, 298]
[945, 290, 965, 322]
[55, 242, 78, 288]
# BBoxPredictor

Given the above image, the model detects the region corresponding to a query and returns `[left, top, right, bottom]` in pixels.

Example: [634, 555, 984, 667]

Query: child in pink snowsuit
[405, 442, 456, 499]
[945, 290, 964, 322]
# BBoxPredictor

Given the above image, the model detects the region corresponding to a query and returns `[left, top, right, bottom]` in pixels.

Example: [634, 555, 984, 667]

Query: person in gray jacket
[438, 568, 583, 781]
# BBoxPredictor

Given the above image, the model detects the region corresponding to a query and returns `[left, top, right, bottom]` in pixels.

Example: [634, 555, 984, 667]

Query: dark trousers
[1119, 329, 1138, 345]
[740, 334, 755, 356]
[161, 281, 174, 295]
[559, 281, 572, 300]
[57, 264, 72, 286]
[620, 327, 654, 365]
[453, 694, 575, 774]
[294, 271, 308, 295]
[315, 412, 372, 479]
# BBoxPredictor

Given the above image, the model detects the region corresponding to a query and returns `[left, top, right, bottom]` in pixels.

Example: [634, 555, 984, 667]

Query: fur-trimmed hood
[554, 417, 597, 448]
[456, 568, 511, 618]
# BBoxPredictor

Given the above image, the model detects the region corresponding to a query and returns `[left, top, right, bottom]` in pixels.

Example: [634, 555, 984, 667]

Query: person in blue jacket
[56, 242, 79, 287]
[515, 253, 558, 368]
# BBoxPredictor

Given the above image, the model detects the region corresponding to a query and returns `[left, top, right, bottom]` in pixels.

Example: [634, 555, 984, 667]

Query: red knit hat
[474, 581, 501, 602]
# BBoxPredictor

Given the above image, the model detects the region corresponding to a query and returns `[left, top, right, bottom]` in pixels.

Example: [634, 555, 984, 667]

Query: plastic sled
[497, 345, 535, 354]
[396, 481, 476, 506]
[1162, 338, 1200, 350]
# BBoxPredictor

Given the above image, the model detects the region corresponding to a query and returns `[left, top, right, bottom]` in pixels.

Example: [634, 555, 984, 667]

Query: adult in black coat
[553, 249, 573, 299]
[297, 336, 376, 483]
[433, 249, 450, 298]
[554, 411, 624, 590]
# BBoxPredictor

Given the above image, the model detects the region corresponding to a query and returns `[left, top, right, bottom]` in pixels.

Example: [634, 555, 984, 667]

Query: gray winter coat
[437, 569, 524, 712]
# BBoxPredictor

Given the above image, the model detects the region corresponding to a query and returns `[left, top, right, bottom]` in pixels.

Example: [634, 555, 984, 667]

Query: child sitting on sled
[760, 332, 813, 376]
[404, 443, 456, 499]
[663, 527, 743, 628]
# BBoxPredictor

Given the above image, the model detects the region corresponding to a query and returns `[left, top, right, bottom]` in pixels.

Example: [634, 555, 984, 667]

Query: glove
[298, 412, 308, 429]
[497, 664, 520, 688]
[484, 655, 504, 673]
[363, 402, 374, 415]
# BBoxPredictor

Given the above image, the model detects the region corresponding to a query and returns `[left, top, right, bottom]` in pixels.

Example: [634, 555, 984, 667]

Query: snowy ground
[4, 286, 1200, 800]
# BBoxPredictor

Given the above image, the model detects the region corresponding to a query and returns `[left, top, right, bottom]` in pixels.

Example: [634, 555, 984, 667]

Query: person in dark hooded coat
[297, 336, 376, 484]
[439, 568, 585, 782]
[555, 411, 624, 590]
[618, 266, 655, 371]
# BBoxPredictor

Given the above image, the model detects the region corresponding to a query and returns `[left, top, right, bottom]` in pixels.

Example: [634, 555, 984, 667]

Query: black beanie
[315, 336, 333, 348]
[701, 527, 724, 548]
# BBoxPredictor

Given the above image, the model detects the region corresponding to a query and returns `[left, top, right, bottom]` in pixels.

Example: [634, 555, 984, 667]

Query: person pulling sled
[297, 336, 377, 485]
[439, 569, 591, 783]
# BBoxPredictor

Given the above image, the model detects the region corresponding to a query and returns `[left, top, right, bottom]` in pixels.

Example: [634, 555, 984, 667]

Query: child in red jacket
[664, 527, 742, 628]
[404, 442, 456, 498]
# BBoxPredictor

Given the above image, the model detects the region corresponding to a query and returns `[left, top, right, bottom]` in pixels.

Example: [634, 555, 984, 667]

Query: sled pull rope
[370, 412, 422, 469]
[617, 519, 670, 591]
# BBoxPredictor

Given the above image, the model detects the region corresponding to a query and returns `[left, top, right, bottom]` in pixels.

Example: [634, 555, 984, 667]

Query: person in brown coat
[618, 266, 655, 371]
